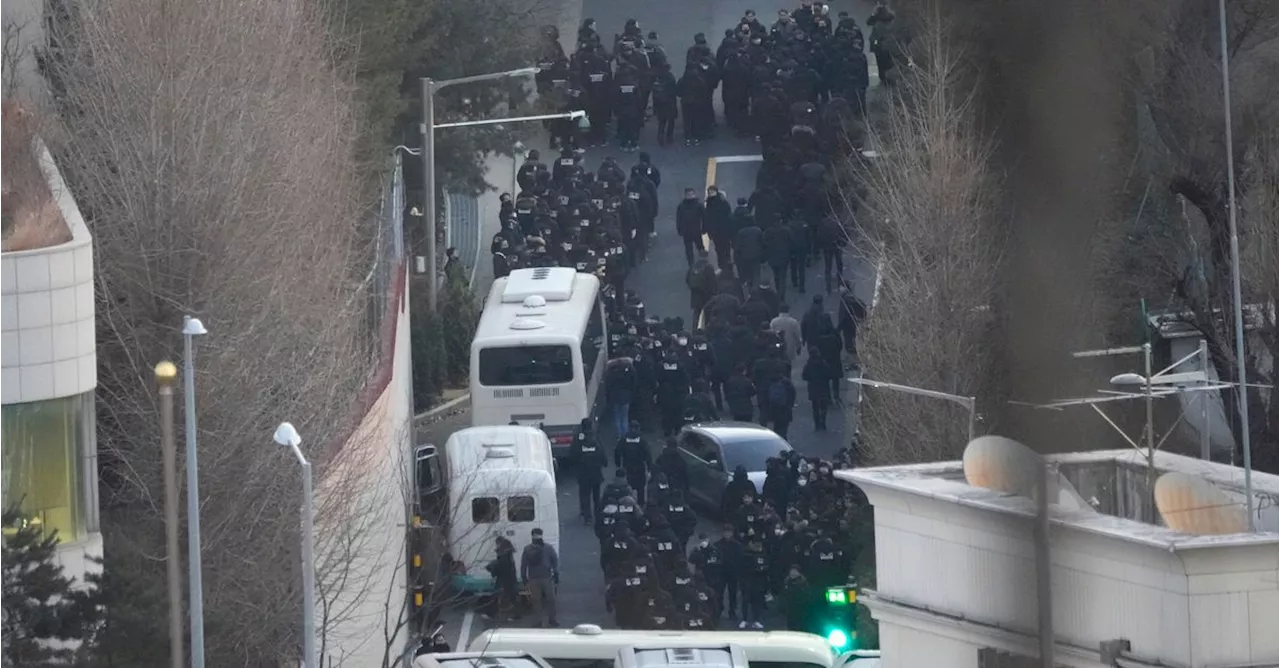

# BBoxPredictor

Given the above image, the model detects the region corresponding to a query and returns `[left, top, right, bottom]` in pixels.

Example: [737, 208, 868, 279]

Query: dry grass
[40, 0, 384, 659]
[1, 100, 71, 251]
[836, 6, 1007, 465]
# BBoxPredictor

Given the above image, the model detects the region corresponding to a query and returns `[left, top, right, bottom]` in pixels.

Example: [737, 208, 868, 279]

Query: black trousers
[822, 247, 844, 290]
[716, 576, 739, 617]
[811, 401, 829, 430]
[772, 416, 791, 439]
[656, 115, 676, 144]
[770, 264, 788, 299]
[789, 250, 806, 289]
[578, 479, 601, 518]
[683, 235, 705, 265]
[627, 471, 647, 505]
[711, 236, 733, 270]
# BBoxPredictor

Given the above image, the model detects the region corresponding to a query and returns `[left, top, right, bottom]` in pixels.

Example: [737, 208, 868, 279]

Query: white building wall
[854, 472, 1279, 668]
[1, 143, 97, 404]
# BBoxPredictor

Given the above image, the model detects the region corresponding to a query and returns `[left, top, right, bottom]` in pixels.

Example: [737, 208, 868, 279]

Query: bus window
[471, 497, 500, 523]
[508, 495, 536, 522]
[581, 302, 604, 383]
[479, 346, 574, 386]
[545, 660, 609, 668]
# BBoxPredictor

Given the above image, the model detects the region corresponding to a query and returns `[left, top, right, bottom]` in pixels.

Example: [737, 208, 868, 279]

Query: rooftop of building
[2, 100, 72, 252]
[838, 447, 1279, 552]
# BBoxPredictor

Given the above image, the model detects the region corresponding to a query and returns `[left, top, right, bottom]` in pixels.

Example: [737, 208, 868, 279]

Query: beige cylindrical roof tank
[1155, 471, 1249, 535]
[963, 435, 1044, 497]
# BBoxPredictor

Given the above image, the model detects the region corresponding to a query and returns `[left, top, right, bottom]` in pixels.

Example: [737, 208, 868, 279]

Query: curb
[414, 392, 471, 421]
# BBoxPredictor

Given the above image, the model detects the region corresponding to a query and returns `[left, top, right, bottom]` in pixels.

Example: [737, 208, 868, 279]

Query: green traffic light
[826, 588, 848, 605]
[826, 629, 851, 649]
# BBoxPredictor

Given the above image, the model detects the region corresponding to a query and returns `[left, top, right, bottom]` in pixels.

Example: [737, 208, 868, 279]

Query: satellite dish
[963, 436, 1044, 498]
[1155, 471, 1248, 535]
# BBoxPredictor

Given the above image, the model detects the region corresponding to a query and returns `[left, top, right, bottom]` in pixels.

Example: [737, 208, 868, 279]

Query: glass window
[478, 345, 574, 386]
[471, 497, 500, 523]
[507, 495, 536, 522]
[1, 395, 92, 542]
[680, 433, 717, 463]
[580, 301, 604, 383]
[721, 437, 788, 473]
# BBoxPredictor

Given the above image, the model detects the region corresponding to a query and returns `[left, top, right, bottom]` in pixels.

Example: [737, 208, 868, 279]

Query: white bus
[470, 267, 607, 456]
[465, 625, 878, 668]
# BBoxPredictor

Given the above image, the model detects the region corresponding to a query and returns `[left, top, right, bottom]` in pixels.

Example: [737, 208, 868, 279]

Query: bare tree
[38, 0, 388, 660]
[836, 6, 1007, 465]
[1140, 0, 1278, 471]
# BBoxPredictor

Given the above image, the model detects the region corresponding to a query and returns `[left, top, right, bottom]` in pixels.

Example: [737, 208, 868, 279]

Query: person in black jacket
[710, 526, 744, 620]
[799, 294, 829, 348]
[802, 348, 835, 430]
[786, 216, 810, 292]
[816, 215, 847, 292]
[704, 186, 734, 269]
[485, 536, 521, 622]
[837, 282, 866, 365]
[723, 364, 756, 422]
[721, 465, 759, 518]
[651, 63, 679, 146]
[605, 357, 636, 436]
[675, 188, 706, 266]
[616, 425, 652, 506]
[733, 220, 764, 288]
[573, 418, 608, 523]
[764, 374, 797, 438]
[763, 223, 793, 300]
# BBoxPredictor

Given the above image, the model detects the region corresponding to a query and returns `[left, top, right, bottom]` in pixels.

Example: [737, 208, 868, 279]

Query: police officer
[645, 471, 675, 510]
[675, 187, 706, 266]
[804, 530, 843, 588]
[686, 249, 717, 324]
[614, 62, 644, 151]
[657, 348, 690, 437]
[708, 525, 744, 620]
[615, 426, 651, 506]
[664, 489, 698, 551]
[602, 468, 634, 506]
[781, 564, 812, 632]
[651, 63, 679, 146]
[573, 418, 608, 524]
[738, 537, 769, 629]
[703, 186, 734, 269]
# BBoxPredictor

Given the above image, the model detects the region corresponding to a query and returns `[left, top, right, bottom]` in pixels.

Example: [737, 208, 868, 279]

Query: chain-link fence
[362, 152, 407, 372]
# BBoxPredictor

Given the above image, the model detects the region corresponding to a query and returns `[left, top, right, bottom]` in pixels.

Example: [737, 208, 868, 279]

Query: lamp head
[154, 360, 178, 385]
[273, 422, 302, 448]
[1110, 373, 1147, 386]
[514, 141, 527, 153]
[183, 316, 208, 336]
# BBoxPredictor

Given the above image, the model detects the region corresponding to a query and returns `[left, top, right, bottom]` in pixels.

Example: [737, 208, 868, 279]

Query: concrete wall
[2, 142, 97, 404]
[858, 480, 1279, 668]
[317, 267, 413, 667]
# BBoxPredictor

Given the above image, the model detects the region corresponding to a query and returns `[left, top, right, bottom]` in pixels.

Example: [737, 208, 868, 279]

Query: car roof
[685, 422, 792, 449]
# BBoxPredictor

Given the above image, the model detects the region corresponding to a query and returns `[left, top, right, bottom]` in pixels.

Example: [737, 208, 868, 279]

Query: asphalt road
[420, 0, 881, 650]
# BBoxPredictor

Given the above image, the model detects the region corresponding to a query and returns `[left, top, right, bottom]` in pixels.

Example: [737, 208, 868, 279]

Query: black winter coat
[676, 199, 706, 239]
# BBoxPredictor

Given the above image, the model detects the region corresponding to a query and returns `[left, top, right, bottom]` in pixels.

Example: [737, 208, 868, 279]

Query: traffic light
[821, 587, 859, 650]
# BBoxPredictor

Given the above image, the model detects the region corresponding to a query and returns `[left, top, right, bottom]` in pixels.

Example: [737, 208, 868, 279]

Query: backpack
[768, 378, 790, 408]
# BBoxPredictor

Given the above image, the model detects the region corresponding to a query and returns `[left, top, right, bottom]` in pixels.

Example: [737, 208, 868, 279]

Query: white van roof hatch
[501, 267, 577, 303]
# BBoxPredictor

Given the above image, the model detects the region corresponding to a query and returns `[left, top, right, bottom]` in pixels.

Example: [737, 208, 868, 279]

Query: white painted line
[456, 610, 475, 651]
[414, 392, 471, 421]
[714, 155, 765, 164]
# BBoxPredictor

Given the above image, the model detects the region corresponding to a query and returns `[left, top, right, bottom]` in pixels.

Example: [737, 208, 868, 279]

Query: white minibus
[466, 625, 875, 668]
[439, 426, 559, 584]
[470, 268, 607, 456]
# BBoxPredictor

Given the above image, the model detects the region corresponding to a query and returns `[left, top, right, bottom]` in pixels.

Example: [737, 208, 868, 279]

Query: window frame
[507, 495, 536, 522]
[470, 496, 500, 523]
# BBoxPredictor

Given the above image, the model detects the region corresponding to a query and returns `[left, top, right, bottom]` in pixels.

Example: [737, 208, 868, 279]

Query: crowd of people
[472, 0, 899, 634]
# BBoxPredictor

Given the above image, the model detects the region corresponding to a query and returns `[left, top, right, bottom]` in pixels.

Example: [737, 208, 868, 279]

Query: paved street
[418, 0, 881, 650]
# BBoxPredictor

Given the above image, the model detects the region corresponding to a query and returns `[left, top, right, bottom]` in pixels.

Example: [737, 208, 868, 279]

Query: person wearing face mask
[721, 464, 759, 519]
[521, 528, 560, 628]
[657, 349, 691, 437]
[804, 531, 841, 589]
[761, 456, 793, 513]
[709, 526, 744, 620]
[733, 493, 766, 543]
[738, 537, 769, 629]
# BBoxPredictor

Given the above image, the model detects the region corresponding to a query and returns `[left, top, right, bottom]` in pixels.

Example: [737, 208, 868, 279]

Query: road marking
[413, 392, 471, 422]
[714, 154, 765, 163]
[457, 609, 475, 651]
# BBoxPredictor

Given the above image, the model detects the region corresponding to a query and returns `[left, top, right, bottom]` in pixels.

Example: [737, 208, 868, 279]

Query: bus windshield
[478, 345, 574, 386]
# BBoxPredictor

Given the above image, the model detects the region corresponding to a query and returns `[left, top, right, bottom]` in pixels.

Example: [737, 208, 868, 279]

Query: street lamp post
[419, 67, 539, 314]
[154, 361, 184, 668]
[182, 315, 208, 668]
[846, 377, 977, 441]
[512, 141, 527, 196]
[1217, 0, 1255, 533]
[273, 422, 317, 668]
